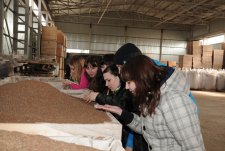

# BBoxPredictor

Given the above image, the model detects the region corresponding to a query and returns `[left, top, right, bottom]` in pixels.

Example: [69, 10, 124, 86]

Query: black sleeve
[95, 93, 117, 105]
[96, 89, 131, 107]
[119, 109, 134, 125]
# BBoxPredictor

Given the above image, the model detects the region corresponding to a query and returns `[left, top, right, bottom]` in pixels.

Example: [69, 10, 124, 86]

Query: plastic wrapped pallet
[216, 70, 225, 91]
[189, 70, 199, 89]
[203, 69, 217, 90]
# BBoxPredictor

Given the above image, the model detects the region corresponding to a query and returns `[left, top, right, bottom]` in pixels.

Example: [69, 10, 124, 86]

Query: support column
[24, 0, 30, 57]
[159, 29, 164, 61]
[13, 0, 19, 55]
[124, 26, 127, 44]
[28, 0, 33, 59]
[36, 0, 42, 58]
[89, 23, 92, 52]
[0, 0, 3, 55]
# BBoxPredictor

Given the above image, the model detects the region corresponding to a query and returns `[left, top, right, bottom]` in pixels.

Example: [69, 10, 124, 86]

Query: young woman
[96, 55, 205, 151]
[63, 55, 89, 89]
[84, 64, 133, 109]
[84, 55, 106, 93]
[84, 64, 135, 151]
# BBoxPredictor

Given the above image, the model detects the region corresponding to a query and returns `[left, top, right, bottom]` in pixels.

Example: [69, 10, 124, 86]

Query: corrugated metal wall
[56, 22, 190, 62]
[193, 19, 225, 38]
[162, 30, 188, 62]
[193, 19, 225, 50]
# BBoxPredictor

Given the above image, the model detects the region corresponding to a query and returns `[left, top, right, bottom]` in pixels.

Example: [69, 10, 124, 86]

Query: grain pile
[0, 80, 110, 123]
[0, 130, 100, 151]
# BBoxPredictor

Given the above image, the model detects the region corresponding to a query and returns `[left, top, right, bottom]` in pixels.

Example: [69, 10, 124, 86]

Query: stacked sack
[181, 69, 225, 91]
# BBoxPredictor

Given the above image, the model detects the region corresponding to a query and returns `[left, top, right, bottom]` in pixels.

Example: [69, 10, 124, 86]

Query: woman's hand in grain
[62, 79, 72, 89]
[83, 91, 98, 103]
[94, 104, 123, 116]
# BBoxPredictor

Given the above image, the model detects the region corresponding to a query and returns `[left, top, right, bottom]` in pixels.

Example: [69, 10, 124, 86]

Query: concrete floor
[192, 91, 225, 151]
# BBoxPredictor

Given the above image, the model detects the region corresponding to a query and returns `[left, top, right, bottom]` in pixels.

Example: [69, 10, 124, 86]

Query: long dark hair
[84, 55, 105, 92]
[121, 55, 168, 116]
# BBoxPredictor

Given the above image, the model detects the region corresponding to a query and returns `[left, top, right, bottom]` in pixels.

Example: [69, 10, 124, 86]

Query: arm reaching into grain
[95, 104, 123, 115]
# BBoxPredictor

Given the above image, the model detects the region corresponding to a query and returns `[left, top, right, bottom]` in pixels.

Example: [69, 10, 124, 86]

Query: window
[66, 49, 90, 53]
[29, 0, 46, 26]
[200, 35, 224, 45]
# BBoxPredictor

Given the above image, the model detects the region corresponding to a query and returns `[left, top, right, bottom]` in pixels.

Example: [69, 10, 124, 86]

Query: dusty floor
[192, 91, 225, 151]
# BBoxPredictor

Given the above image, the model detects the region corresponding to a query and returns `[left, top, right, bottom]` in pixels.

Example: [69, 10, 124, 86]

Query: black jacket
[96, 87, 133, 112]
[96, 86, 148, 151]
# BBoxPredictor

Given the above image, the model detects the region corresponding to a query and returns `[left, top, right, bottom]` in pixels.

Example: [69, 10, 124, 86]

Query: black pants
[122, 126, 148, 151]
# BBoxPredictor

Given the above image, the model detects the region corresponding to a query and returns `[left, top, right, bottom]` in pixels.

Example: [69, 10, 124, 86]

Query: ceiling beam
[53, 12, 207, 26]
[152, 0, 209, 28]
[97, 0, 111, 24]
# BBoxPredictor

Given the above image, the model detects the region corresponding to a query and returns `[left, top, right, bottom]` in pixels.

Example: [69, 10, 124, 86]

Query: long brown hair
[69, 56, 83, 83]
[121, 55, 168, 116]
[84, 55, 105, 92]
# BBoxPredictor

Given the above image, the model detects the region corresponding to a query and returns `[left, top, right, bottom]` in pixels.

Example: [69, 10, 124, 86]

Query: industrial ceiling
[45, 0, 225, 29]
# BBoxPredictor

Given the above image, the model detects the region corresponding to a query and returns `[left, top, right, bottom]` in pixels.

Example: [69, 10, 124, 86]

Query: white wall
[56, 22, 190, 62]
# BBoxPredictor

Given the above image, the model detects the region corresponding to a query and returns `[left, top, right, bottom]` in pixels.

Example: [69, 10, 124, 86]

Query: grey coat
[127, 69, 205, 151]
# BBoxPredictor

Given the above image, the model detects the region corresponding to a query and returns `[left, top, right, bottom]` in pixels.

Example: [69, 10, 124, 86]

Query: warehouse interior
[0, 0, 225, 151]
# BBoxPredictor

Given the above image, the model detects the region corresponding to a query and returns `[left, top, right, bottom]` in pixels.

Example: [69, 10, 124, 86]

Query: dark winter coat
[96, 84, 148, 151]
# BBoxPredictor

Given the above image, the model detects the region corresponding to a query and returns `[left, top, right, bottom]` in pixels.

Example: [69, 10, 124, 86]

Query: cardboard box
[202, 45, 213, 56]
[221, 43, 225, 50]
[179, 55, 193, 68]
[193, 62, 202, 68]
[64, 36, 67, 48]
[212, 64, 223, 69]
[188, 41, 202, 55]
[193, 55, 202, 61]
[57, 30, 65, 45]
[167, 61, 176, 67]
[160, 60, 168, 66]
[202, 56, 212, 63]
[57, 44, 65, 58]
[42, 26, 58, 41]
[202, 56, 212, 68]
[193, 55, 202, 68]
[213, 49, 224, 56]
[41, 41, 57, 56]
[213, 55, 223, 67]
